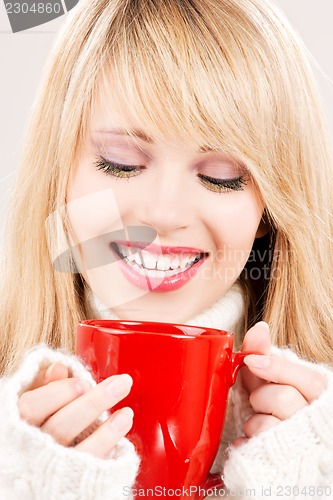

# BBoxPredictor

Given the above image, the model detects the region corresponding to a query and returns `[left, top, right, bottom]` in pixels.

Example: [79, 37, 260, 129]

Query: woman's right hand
[17, 362, 134, 459]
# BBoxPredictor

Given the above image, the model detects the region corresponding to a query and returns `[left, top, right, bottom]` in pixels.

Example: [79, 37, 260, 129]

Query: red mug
[77, 320, 248, 498]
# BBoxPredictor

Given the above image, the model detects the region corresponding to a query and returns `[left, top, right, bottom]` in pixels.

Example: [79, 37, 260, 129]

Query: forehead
[91, 82, 136, 129]
[82, 0, 281, 170]
[89, 79, 202, 152]
[89, 72, 232, 155]
[89, 86, 232, 158]
[87, 61, 262, 170]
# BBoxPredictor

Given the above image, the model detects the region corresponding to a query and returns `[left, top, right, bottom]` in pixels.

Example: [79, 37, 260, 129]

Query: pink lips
[111, 241, 208, 293]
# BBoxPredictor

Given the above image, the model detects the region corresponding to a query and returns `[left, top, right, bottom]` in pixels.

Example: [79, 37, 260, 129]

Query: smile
[111, 241, 209, 292]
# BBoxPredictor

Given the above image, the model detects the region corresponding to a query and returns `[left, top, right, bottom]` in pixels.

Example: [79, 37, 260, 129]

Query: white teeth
[121, 246, 129, 257]
[157, 255, 171, 271]
[134, 253, 143, 266]
[170, 258, 181, 269]
[125, 260, 200, 278]
[127, 252, 136, 262]
[116, 244, 202, 275]
[141, 250, 157, 269]
[117, 243, 127, 255]
[147, 269, 157, 278]
[181, 257, 190, 268]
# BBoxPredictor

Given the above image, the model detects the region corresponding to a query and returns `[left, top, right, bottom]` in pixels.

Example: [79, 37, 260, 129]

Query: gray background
[0, 1, 333, 239]
[6, 0, 64, 33]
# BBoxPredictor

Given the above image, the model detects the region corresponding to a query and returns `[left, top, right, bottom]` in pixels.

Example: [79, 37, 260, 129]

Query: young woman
[0, 0, 332, 498]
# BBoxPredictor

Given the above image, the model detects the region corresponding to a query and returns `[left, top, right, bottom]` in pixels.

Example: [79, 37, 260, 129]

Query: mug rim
[79, 319, 234, 339]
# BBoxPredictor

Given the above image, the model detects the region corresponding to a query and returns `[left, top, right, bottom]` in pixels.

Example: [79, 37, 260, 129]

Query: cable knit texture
[1, 283, 333, 500]
[223, 347, 333, 499]
[0, 346, 139, 500]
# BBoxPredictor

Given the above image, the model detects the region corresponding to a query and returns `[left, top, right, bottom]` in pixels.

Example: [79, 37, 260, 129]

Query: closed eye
[198, 173, 248, 193]
[94, 157, 144, 178]
[95, 156, 249, 193]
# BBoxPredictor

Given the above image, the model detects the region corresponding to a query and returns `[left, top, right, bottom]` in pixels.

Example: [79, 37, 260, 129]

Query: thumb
[242, 321, 271, 354]
[241, 321, 271, 393]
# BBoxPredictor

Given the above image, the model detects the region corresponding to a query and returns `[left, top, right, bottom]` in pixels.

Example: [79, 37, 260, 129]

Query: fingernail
[255, 321, 269, 331]
[244, 355, 271, 368]
[110, 407, 134, 432]
[105, 374, 133, 398]
[44, 363, 56, 379]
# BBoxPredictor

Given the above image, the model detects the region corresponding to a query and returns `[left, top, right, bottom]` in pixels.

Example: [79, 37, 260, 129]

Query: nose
[135, 170, 194, 236]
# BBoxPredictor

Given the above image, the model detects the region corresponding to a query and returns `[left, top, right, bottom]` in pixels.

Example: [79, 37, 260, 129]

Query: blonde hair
[1, 0, 333, 374]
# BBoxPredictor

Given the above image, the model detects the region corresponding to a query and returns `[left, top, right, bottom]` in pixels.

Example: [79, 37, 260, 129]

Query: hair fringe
[1, 0, 333, 374]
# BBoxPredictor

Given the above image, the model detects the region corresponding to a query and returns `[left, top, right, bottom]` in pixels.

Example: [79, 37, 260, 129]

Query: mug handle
[231, 351, 252, 385]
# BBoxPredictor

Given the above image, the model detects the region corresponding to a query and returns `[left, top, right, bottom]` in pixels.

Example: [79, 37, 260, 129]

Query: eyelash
[94, 156, 248, 193]
[197, 174, 248, 193]
[95, 157, 142, 179]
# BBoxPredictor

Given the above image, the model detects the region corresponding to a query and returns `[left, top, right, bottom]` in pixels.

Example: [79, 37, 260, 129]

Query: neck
[85, 282, 245, 340]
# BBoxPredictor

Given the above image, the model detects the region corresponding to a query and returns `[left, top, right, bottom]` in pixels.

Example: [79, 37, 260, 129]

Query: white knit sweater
[0, 284, 332, 500]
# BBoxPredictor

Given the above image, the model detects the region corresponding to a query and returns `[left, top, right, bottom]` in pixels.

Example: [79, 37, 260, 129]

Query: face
[66, 94, 265, 323]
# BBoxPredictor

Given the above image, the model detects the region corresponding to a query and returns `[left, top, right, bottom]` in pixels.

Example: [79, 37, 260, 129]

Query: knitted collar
[85, 281, 245, 339]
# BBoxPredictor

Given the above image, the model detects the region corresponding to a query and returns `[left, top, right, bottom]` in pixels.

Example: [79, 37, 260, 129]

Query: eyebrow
[93, 128, 216, 154]
[94, 128, 154, 143]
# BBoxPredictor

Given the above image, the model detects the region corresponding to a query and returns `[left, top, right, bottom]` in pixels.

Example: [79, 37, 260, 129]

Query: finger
[243, 413, 281, 438]
[41, 374, 133, 446]
[18, 378, 92, 426]
[241, 322, 271, 353]
[244, 355, 327, 402]
[249, 383, 308, 420]
[44, 363, 70, 384]
[29, 363, 70, 390]
[75, 407, 134, 458]
[241, 321, 271, 393]
[232, 437, 249, 448]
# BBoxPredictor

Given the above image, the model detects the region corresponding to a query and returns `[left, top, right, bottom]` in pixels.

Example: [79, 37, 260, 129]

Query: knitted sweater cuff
[223, 348, 333, 497]
[0, 345, 140, 500]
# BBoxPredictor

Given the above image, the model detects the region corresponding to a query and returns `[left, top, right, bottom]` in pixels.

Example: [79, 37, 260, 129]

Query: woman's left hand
[237, 322, 327, 441]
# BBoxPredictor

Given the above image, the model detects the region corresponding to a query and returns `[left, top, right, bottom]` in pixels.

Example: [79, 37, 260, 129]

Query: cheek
[208, 190, 263, 256]
[66, 163, 124, 242]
